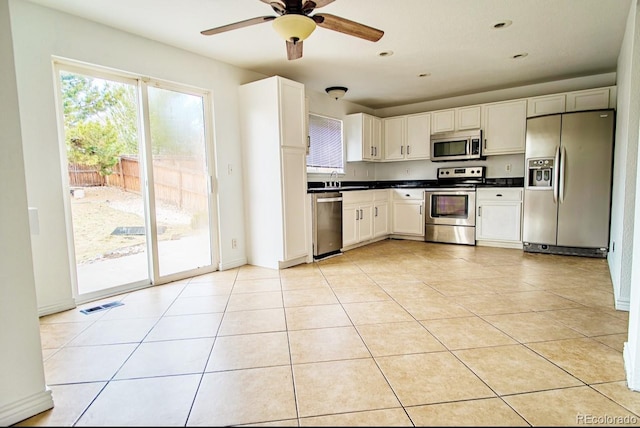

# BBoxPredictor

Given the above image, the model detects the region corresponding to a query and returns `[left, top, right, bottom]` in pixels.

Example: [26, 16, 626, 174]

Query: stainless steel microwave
[430, 129, 484, 162]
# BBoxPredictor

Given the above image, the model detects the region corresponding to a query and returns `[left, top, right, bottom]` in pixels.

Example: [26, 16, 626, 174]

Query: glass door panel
[59, 70, 150, 295]
[147, 86, 212, 277]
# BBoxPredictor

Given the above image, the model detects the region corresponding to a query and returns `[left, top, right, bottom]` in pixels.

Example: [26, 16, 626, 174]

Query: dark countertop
[307, 177, 524, 193]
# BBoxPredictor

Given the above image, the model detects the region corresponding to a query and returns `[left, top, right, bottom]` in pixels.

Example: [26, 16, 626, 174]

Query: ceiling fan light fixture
[272, 14, 316, 42]
[325, 86, 348, 100]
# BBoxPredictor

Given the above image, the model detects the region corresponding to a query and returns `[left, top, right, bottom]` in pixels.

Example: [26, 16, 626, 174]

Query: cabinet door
[457, 106, 482, 130]
[527, 94, 566, 117]
[406, 113, 430, 159]
[431, 109, 455, 133]
[482, 100, 527, 155]
[279, 78, 306, 149]
[476, 202, 522, 241]
[361, 114, 374, 160]
[281, 147, 308, 260]
[373, 201, 389, 237]
[383, 116, 406, 160]
[371, 116, 383, 160]
[342, 204, 359, 247]
[358, 203, 374, 242]
[392, 200, 424, 235]
[566, 88, 610, 112]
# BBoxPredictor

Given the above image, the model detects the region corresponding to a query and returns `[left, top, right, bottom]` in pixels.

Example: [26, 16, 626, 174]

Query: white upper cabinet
[527, 87, 615, 117]
[457, 106, 482, 130]
[382, 113, 431, 161]
[382, 116, 406, 160]
[431, 105, 482, 133]
[431, 109, 455, 133]
[566, 87, 612, 112]
[406, 113, 431, 159]
[345, 112, 382, 161]
[527, 94, 566, 117]
[482, 99, 527, 155]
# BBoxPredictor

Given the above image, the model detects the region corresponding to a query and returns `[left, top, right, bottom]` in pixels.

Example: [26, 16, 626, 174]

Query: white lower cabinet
[391, 189, 425, 237]
[476, 187, 523, 248]
[342, 191, 374, 248]
[373, 190, 389, 238]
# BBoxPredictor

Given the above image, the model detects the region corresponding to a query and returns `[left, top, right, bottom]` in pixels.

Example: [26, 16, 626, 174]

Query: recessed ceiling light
[512, 53, 528, 59]
[378, 50, 394, 57]
[493, 20, 513, 29]
[418, 73, 431, 78]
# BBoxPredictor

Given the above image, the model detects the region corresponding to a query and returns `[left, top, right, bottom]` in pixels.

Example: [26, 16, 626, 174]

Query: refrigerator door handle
[559, 146, 566, 203]
[553, 145, 560, 203]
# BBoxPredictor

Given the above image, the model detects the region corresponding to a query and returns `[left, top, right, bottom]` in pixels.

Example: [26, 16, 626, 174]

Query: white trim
[476, 240, 524, 249]
[219, 257, 247, 271]
[37, 298, 76, 317]
[0, 389, 53, 427]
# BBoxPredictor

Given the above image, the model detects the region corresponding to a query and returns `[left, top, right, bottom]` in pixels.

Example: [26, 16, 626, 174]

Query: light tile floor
[15, 239, 640, 426]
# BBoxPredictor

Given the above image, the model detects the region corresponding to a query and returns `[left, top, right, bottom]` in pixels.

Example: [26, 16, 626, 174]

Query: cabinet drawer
[342, 190, 373, 205]
[391, 188, 425, 200]
[373, 189, 390, 201]
[477, 187, 522, 202]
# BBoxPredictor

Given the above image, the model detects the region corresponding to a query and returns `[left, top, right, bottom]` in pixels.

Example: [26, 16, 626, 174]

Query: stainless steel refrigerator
[522, 109, 614, 258]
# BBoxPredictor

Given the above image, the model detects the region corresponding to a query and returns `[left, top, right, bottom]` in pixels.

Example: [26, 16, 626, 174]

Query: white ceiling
[24, 0, 632, 109]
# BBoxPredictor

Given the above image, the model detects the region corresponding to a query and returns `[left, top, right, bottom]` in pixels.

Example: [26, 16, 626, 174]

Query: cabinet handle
[360, 209, 363, 219]
[407, 145, 411, 155]
[370, 146, 374, 157]
[484, 139, 487, 149]
[375, 206, 378, 217]
[419, 204, 422, 215]
[375, 147, 377, 156]
[478, 206, 482, 217]
[496, 194, 503, 197]
[356, 209, 360, 220]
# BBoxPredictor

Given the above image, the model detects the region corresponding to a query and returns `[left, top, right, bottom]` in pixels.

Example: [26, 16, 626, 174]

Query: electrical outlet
[406, 168, 410, 175]
[231, 238, 237, 249]
[505, 163, 512, 172]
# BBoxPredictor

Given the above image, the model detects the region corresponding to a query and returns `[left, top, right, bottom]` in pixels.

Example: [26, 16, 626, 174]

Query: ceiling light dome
[272, 14, 316, 42]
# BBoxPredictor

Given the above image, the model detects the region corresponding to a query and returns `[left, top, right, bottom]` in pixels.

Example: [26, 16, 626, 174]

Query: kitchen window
[306, 113, 344, 173]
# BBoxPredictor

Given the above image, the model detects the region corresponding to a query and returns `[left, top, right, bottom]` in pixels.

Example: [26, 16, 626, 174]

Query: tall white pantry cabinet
[238, 76, 309, 269]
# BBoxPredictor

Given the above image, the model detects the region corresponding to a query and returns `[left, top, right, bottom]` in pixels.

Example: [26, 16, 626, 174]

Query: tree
[61, 71, 139, 175]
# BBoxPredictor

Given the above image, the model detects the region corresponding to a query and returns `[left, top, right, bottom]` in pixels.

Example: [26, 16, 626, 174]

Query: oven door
[425, 189, 476, 227]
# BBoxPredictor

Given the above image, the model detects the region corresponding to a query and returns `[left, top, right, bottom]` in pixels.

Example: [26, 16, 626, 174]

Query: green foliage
[66, 120, 123, 176]
[61, 71, 138, 175]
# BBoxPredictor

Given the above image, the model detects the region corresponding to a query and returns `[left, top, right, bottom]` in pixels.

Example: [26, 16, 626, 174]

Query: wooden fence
[68, 156, 208, 213]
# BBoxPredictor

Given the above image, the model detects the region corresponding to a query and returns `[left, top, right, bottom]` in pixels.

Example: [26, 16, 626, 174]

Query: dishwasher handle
[316, 197, 343, 203]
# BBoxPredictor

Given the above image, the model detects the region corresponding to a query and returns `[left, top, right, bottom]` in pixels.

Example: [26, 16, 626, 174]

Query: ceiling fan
[200, 0, 384, 60]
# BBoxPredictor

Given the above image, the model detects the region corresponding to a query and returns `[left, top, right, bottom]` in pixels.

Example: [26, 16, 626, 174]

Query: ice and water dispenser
[527, 158, 554, 188]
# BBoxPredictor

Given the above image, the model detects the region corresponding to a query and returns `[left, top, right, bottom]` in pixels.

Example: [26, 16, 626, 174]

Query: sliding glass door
[56, 64, 215, 300]
[147, 85, 212, 277]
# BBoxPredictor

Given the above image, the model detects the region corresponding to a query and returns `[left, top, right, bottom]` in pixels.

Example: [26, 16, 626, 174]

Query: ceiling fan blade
[201, 16, 275, 36]
[312, 13, 384, 42]
[302, 0, 335, 10]
[259, 0, 287, 15]
[286, 40, 303, 60]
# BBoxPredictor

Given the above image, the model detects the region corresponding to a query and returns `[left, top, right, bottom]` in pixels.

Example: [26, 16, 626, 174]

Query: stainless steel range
[424, 166, 485, 245]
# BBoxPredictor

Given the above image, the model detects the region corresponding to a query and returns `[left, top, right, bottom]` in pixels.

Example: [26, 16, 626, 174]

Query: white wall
[0, 0, 52, 424]
[9, 0, 265, 313]
[610, 0, 640, 311]
[622, 0, 640, 390]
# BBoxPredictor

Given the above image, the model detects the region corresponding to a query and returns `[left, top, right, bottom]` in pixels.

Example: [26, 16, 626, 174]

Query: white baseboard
[38, 298, 76, 317]
[476, 240, 524, 249]
[219, 257, 247, 271]
[0, 388, 54, 426]
[616, 298, 631, 312]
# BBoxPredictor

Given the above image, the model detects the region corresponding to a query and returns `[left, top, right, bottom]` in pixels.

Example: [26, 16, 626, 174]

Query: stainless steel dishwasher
[312, 191, 343, 259]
